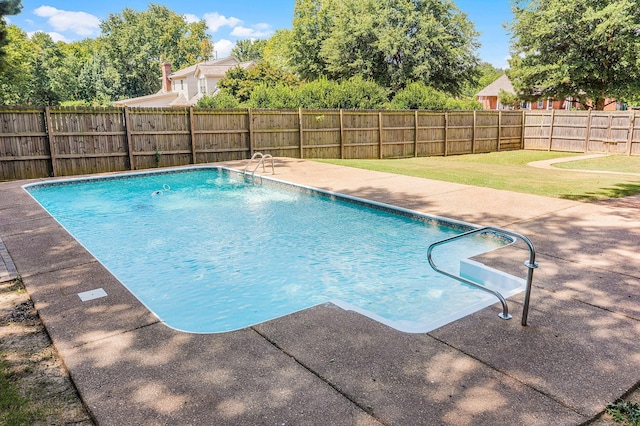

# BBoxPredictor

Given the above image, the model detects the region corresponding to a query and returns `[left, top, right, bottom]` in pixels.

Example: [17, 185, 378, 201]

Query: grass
[554, 155, 640, 173]
[606, 400, 640, 425]
[315, 151, 640, 201]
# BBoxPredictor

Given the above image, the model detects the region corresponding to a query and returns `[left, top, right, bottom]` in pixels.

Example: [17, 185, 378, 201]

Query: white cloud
[184, 14, 200, 24]
[34, 6, 100, 37]
[204, 12, 242, 32]
[230, 25, 273, 38]
[214, 39, 236, 58]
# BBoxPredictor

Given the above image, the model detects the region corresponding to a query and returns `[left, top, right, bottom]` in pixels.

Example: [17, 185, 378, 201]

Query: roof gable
[476, 74, 515, 97]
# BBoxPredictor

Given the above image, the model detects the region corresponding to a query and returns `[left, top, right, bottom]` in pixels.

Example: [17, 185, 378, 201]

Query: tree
[218, 61, 299, 103]
[99, 4, 213, 99]
[0, 0, 21, 70]
[231, 39, 267, 62]
[0, 25, 31, 104]
[262, 29, 294, 71]
[507, 0, 640, 110]
[290, 0, 480, 95]
[289, 0, 333, 80]
[497, 89, 521, 109]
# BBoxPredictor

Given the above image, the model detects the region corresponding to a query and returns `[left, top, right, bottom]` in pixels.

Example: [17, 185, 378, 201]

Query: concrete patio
[0, 158, 639, 425]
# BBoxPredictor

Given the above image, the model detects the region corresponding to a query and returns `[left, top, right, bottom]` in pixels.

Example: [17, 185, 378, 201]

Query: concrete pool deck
[1, 158, 639, 425]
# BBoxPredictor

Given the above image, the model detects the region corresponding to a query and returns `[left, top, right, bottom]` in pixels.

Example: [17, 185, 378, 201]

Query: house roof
[194, 61, 254, 79]
[114, 56, 249, 108]
[476, 74, 515, 97]
[113, 91, 181, 107]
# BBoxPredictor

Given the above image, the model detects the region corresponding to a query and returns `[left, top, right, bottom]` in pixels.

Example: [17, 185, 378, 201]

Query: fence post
[414, 110, 419, 157]
[444, 112, 449, 156]
[584, 109, 592, 153]
[44, 106, 58, 177]
[497, 110, 502, 151]
[547, 110, 555, 151]
[520, 110, 525, 150]
[472, 110, 477, 154]
[378, 111, 383, 159]
[189, 107, 197, 164]
[123, 107, 135, 170]
[248, 108, 254, 158]
[339, 109, 345, 159]
[628, 112, 636, 156]
[298, 108, 304, 159]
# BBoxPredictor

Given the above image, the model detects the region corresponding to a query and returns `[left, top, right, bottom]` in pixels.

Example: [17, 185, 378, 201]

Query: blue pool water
[25, 168, 521, 333]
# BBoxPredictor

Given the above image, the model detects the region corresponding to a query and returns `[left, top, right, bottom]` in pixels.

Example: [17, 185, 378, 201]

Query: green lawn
[315, 151, 640, 201]
[554, 155, 640, 173]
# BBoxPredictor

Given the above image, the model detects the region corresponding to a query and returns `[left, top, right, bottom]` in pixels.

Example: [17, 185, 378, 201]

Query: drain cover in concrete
[78, 288, 108, 302]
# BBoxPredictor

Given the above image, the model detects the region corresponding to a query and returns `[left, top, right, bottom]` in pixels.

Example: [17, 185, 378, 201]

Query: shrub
[246, 83, 299, 108]
[297, 78, 340, 109]
[197, 90, 240, 108]
[334, 76, 388, 109]
[387, 82, 448, 110]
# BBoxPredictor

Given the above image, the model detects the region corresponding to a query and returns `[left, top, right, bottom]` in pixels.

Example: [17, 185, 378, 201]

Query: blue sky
[8, 0, 513, 68]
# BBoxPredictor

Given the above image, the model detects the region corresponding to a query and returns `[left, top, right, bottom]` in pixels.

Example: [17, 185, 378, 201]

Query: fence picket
[1, 107, 636, 180]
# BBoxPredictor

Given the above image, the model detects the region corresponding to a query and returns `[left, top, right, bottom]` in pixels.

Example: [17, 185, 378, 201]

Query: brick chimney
[161, 62, 172, 93]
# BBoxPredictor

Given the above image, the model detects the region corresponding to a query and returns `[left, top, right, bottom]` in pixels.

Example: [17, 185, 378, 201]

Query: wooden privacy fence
[524, 110, 640, 155]
[0, 107, 524, 180]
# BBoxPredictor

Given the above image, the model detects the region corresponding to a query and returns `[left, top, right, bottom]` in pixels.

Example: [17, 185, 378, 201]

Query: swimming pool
[24, 167, 525, 333]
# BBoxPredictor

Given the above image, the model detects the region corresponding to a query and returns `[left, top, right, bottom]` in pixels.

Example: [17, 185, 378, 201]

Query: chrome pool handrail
[243, 152, 275, 183]
[427, 226, 538, 326]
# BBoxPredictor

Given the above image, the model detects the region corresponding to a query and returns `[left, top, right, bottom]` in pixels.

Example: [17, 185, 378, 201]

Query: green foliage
[231, 39, 267, 62]
[218, 61, 299, 103]
[386, 82, 480, 110]
[290, 0, 480, 95]
[0, 0, 21, 70]
[606, 400, 640, 425]
[296, 78, 339, 108]
[247, 83, 299, 108]
[0, 4, 212, 106]
[290, 0, 334, 81]
[263, 29, 294, 71]
[196, 90, 240, 108]
[0, 25, 31, 105]
[497, 89, 521, 109]
[99, 4, 213, 99]
[333, 76, 388, 109]
[507, 0, 640, 110]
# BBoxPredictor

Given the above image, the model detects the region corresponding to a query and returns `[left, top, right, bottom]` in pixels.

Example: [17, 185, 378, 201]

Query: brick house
[476, 75, 624, 111]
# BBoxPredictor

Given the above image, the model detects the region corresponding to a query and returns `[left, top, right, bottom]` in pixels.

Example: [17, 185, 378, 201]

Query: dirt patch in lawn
[0, 278, 94, 425]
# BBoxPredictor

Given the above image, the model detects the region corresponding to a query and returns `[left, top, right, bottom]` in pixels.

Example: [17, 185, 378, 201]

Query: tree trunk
[595, 98, 605, 110]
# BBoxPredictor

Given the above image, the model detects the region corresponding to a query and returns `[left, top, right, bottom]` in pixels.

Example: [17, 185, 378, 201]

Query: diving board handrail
[427, 226, 538, 326]
[243, 152, 275, 183]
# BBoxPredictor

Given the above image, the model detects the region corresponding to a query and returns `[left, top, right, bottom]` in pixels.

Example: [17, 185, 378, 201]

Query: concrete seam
[250, 327, 389, 426]
[428, 334, 589, 419]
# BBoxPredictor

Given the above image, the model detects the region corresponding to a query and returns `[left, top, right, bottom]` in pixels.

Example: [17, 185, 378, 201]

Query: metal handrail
[243, 152, 275, 183]
[427, 226, 538, 326]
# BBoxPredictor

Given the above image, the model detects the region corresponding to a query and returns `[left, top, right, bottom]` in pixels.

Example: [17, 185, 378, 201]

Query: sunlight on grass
[315, 151, 640, 201]
[554, 155, 640, 173]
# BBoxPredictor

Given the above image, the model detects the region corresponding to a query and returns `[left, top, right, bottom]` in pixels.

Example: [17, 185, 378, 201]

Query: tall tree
[231, 39, 267, 62]
[0, 0, 22, 70]
[99, 4, 213, 99]
[289, 0, 335, 81]
[0, 25, 31, 104]
[263, 29, 294, 71]
[290, 0, 480, 95]
[507, 0, 640, 110]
